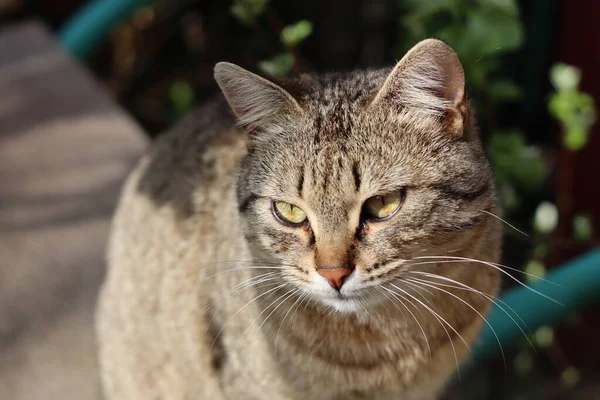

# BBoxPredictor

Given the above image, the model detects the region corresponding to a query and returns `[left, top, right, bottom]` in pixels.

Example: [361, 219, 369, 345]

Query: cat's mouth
[308, 270, 373, 313]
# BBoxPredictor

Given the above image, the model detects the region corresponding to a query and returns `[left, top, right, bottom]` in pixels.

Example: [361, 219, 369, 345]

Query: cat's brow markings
[238, 193, 259, 213]
[297, 166, 304, 198]
[352, 161, 361, 192]
[431, 182, 490, 202]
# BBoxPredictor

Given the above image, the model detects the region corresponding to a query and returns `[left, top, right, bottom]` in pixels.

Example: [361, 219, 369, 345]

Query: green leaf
[573, 214, 594, 242]
[281, 20, 313, 47]
[169, 80, 195, 117]
[258, 53, 295, 77]
[533, 201, 558, 234]
[564, 128, 589, 150]
[550, 63, 581, 92]
[230, 0, 269, 26]
[548, 75, 597, 151]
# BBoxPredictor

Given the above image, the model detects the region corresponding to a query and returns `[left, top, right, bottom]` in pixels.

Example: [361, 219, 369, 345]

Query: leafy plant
[399, 0, 522, 93]
[230, 0, 269, 26]
[229, 2, 313, 77]
[397, 2, 597, 399]
[258, 20, 313, 76]
[280, 20, 313, 47]
[257, 53, 295, 77]
[548, 63, 597, 151]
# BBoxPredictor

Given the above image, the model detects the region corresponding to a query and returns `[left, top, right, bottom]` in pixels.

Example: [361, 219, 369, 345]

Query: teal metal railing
[58, 0, 152, 60]
[470, 248, 600, 362]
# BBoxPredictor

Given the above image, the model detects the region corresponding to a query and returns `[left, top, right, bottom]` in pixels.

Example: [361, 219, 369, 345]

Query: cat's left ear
[214, 62, 304, 132]
[370, 39, 467, 137]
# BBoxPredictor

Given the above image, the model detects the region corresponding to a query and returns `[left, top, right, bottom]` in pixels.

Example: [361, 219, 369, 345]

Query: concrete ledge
[0, 21, 147, 400]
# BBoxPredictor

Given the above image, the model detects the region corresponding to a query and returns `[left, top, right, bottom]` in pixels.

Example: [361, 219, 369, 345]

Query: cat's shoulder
[131, 95, 246, 218]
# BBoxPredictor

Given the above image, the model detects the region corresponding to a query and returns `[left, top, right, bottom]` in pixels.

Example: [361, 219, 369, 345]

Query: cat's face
[216, 39, 497, 313]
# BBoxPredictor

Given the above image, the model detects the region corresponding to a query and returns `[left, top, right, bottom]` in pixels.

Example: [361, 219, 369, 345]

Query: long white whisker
[409, 257, 561, 287]
[187, 259, 298, 276]
[366, 289, 394, 321]
[480, 209, 529, 237]
[389, 283, 470, 379]
[410, 256, 564, 305]
[242, 289, 298, 339]
[256, 289, 299, 333]
[402, 279, 434, 306]
[408, 272, 537, 354]
[275, 291, 309, 349]
[290, 292, 311, 326]
[211, 283, 287, 348]
[200, 266, 290, 282]
[356, 296, 376, 319]
[205, 272, 279, 311]
[379, 285, 432, 360]
[403, 277, 506, 369]
[390, 283, 470, 349]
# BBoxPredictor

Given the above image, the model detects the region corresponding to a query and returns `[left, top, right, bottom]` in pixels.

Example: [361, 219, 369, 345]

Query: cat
[96, 39, 502, 400]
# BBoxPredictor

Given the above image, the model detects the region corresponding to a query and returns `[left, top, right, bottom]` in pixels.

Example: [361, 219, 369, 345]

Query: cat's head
[215, 39, 498, 313]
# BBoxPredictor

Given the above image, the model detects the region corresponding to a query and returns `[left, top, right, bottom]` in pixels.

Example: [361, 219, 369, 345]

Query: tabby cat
[96, 39, 502, 400]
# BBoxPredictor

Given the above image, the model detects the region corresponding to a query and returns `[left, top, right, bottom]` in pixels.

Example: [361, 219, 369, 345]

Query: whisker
[365, 289, 395, 321]
[241, 289, 297, 339]
[379, 285, 432, 360]
[408, 272, 536, 354]
[205, 272, 279, 311]
[409, 256, 561, 287]
[186, 259, 298, 276]
[199, 266, 290, 283]
[356, 296, 376, 319]
[290, 292, 311, 325]
[480, 209, 529, 237]
[211, 283, 288, 349]
[251, 289, 299, 337]
[388, 283, 471, 379]
[275, 291, 309, 349]
[403, 277, 506, 369]
[402, 279, 434, 306]
[409, 256, 564, 305]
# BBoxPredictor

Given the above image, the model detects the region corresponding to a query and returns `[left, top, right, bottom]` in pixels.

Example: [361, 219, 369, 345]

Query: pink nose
[317, 267, 352, 290]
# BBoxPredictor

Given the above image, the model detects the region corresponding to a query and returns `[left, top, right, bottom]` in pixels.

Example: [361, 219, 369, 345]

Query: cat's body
[97, 40, 502, 400]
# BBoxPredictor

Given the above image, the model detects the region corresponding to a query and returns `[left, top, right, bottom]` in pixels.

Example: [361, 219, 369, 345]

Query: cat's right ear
[214, 62, 304, 131]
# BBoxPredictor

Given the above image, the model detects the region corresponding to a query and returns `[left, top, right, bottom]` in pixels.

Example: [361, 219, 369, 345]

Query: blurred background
[0, 0, 599, 399]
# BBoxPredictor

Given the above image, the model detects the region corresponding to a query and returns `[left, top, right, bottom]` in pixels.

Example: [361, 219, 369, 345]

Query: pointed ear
[370, 39, 467, 137]
[214, 62, 304, 131]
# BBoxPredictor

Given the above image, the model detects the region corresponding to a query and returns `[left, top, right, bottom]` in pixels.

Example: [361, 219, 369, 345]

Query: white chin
[320, 297, 363, 314]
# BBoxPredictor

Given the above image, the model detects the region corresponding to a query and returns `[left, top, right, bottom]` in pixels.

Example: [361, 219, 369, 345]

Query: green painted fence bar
[58, 0, 152, 60]
[471, 248, 600, 362]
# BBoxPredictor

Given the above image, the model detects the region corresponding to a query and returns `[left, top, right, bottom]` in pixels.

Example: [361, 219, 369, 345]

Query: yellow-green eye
[272, 201, 308, 226]
[363, 190, 405, 221]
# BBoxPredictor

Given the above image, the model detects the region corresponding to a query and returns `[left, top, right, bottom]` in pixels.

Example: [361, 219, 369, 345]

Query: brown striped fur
[97, 39, 501, 400]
